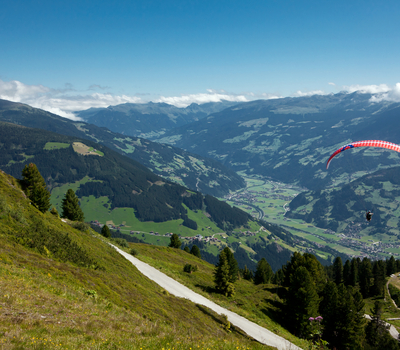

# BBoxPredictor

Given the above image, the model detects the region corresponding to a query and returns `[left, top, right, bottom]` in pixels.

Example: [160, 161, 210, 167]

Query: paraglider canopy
[326, 140, 400, 169]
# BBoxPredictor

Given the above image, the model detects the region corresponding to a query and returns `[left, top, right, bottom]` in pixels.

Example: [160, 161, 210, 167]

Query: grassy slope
[0, 170, 272, 350]
[132, 243, 309, 350]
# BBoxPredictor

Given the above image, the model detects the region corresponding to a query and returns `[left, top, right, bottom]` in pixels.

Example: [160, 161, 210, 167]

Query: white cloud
[291, 90, 326, 97]
[369, 83, 400, 103]
[0, 79, 143, 120]
[155, 91, 250, 108]
[340, 83, 400, 103]
[2, 79, 400, 121]
[343, 84, 391, 94]
[328, 82, 336, 86]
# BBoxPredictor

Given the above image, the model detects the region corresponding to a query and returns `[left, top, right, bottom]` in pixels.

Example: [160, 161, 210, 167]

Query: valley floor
[225, 173, 400, 261]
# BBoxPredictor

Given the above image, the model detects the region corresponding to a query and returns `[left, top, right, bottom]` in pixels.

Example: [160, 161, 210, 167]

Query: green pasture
[6, 153, 34, 166]
[43, 142, 70, 150]
[79, 196, 232, 237]
[50, 176, 97, 210]
[88, 147, 104, 156]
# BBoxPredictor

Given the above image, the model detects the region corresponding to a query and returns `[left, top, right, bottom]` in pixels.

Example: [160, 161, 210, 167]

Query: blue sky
[1, 0, 400, 118]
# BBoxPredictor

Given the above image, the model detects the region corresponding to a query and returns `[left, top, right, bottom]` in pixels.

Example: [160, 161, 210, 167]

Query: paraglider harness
[366, 211, 373, 222]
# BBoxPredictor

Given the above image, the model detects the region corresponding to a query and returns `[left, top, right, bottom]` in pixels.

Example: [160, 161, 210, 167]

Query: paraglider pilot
[366, 211, 373, 222]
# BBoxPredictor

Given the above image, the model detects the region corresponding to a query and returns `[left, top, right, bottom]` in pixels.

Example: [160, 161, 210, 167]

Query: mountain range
[153, 92, 400, 190]
[0, 99, 244, 197]
[75, 100, 240, 139]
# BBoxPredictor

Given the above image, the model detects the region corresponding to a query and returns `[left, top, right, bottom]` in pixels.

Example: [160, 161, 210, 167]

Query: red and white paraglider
[326, 140, 400, 169]
[326, 140, 400, 222]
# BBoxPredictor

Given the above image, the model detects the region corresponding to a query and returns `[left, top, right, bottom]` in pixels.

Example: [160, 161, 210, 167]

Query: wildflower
[315, 316, 323, 322]
[309, 317, 314, 321]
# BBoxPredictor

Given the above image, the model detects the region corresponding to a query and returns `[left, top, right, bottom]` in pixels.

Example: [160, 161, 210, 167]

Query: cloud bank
[1, 79, 400, 121]
[155, 89, 252, 108]
[0, 80, 142, 120]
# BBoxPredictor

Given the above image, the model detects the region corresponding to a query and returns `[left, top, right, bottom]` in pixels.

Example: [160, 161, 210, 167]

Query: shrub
[101, 224, 111, 238]
[113, 238, 129, 248]
[70, 221, 90, 232]
[50, 207, 59, 217]
[184, 263, 198, 273]
[129, 248, 138, 256]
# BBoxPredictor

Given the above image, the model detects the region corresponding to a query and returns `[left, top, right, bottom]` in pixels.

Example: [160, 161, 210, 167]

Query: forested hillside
[0, 99, 245, 197]
[287, 166, 400, 236]
[0, 122, 252, 231]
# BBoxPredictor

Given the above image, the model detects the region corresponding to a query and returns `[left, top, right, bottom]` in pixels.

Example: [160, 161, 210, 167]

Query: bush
[184, 263, 198, 273]
[113, 238, 129, 248]
[101, 224, 111, 238]
[70, 221, 90, 232]
[50, 207, 59, 217]
[129, 248, 138, 256]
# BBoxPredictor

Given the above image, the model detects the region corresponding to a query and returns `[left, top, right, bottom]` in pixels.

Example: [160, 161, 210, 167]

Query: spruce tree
[286, 266, 319, 337]
[169, 233, 181, 248]
[21, 163, 51, 213]
[221, 247, 239, 283]
[334, 285, 366, 350]
[214, 249, 235, 297]
[359, 258, 373, 298]
[387, 255, 396, 276]
[350, 258, 359, 286]
[372, 260, 386, 296]
[343, 259, 351, 285]
[101, 224, 111, 238]
[319, 281, 339, 346]
[61, 189, 85, 222]
[254, 258, 273, 284]
[332, 256, 343, 285]
[190, 245, 201, 258]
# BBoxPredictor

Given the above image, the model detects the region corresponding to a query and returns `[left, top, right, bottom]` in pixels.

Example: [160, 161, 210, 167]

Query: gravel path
[111, 244, 302, 350]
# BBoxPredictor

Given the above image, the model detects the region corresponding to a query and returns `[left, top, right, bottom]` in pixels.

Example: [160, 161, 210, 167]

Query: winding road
[111, 244, 302, 350]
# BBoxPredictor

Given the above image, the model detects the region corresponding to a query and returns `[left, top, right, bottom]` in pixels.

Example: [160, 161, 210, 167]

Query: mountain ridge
[0, 99, 245, 197]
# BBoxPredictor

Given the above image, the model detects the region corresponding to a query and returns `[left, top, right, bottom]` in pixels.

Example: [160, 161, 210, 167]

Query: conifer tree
[387, 255, 396, 276]
[214, 249, 235, 297]
[343, 259, 351, 286]
[372, 260, 386, 296]
[283, 252, 325, 292]
[21, 163, 51, 213]
[190, 245, 201, 259]
[349, 258, 359, 286]
[221, 247, 239, 283]
[242, 265, 253, 281]
[319, 281, 339, 346]
[332, 256, 343, 285]
[254, 258, 273, 284]
[334, 284, 366, 350]
[101, 224, 111, 238]
[286, 266, 319, 337]
[61, 189, 85, 222]
[359, 258, 373, 298]
[168, 233, 181, 248]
